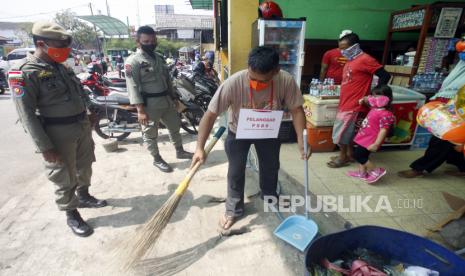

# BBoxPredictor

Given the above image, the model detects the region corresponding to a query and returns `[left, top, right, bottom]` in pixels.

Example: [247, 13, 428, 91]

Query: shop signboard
[392, 9, 425, 30]
[434, 8, 463, 38]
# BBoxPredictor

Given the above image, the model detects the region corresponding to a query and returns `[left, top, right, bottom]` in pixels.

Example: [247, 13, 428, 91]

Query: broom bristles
[117, 129, 226, 271]
[120, 193, 182, 270]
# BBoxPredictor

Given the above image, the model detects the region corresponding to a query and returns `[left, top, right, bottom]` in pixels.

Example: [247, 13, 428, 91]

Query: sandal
[327, 158, 350, 168]
[330, 156, 356, 163]
[218, 214, 236, 232]
[398, 169, 424, 178]
[445, 170, 465, 177]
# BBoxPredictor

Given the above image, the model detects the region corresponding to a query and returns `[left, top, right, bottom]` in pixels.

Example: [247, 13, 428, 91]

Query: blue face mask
[459, 52, 465, 61]
[341, 43, 363, 61]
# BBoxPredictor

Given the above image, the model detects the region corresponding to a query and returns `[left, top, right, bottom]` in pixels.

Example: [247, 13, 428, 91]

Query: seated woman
[398, 57, 465, 178]
[398, 137, 464, 178]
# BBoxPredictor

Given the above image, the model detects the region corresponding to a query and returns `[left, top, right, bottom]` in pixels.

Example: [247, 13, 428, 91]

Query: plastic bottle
[310, 79, 318, 96]
[309, 79, 314, 95]
[438, 72, 445, 90]
[422, 74, 429, 90]
[411, 75, 418, 89]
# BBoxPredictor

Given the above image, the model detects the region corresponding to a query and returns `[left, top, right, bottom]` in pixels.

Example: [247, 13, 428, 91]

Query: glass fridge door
[262, 20, 304, 85]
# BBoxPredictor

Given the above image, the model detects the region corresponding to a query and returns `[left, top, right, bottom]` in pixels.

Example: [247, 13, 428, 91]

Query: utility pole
[136, 0, 141, 27]
[126, 16, 131, 38]
[89, 3, 102, 54]
[105, 0, 111, 16]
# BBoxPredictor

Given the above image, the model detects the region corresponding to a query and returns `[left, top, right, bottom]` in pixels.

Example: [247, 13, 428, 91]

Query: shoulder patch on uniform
[8, 71, 26, 98]
[125, 64, 132, 77]
[38, 70, 54, 80]
[11, 85, 25, 98]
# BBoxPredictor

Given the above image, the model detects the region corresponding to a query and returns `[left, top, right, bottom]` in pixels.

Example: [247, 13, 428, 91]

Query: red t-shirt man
[320, 48, 347, 84]
[339, 53, 382, 113]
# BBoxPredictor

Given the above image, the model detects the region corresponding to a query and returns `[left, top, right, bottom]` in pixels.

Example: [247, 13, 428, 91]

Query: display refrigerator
[252, 18, 306, 87]
[252, 18, 306, 127]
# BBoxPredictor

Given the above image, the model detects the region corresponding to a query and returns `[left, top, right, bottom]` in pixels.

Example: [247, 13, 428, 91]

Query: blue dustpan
[274, 215, 318, 252]
[274, 129, 318, 252]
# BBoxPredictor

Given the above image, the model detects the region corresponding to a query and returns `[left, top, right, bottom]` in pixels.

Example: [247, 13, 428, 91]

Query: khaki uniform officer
[10, 21, 107, 237]
[125, 25, 192, 173]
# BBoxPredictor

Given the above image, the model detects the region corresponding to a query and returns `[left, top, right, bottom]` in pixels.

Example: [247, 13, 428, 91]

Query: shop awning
[77, 15, 128, 36]
[189, 0, 213, 10]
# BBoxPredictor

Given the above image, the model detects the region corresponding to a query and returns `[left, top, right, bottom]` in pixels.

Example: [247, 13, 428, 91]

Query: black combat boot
[77, 188, 108, 208]
[176, 146, 193, 159]
[66, 209, 93, 237]
[153, 154, 173, 172]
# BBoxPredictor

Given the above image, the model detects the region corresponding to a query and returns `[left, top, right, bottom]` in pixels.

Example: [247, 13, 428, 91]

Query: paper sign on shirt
[236, 109, 283, 139]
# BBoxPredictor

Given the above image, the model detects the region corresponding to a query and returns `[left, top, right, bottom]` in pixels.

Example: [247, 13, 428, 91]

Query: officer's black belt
[143, 91, 168, 98]
[40, 111, 86, 125]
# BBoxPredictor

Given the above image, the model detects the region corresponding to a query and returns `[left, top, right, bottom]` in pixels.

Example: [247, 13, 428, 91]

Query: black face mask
[141, 44, 156, 55]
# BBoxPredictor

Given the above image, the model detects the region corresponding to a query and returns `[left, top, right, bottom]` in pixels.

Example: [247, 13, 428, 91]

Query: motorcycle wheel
[180, 107, 205, 135]
[94, 113, 131, 141]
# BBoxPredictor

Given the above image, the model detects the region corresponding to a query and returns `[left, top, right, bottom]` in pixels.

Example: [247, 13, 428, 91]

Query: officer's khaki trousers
[143, 97, 182, 157]
[44, 119, 95, 211]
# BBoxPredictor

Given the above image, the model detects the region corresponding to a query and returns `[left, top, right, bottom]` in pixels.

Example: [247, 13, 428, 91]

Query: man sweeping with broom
[119, 46, 308, 270]
[191, 46, 310, 232]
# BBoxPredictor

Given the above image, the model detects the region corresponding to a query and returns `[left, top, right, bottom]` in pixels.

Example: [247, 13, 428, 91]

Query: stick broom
[121, 126, 226, 270]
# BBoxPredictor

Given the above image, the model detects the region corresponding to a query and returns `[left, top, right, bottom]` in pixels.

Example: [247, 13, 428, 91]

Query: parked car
[1, 48, 35, 74]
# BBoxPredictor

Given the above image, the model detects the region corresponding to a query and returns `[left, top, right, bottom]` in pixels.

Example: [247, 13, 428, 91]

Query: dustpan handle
[303, 129, 309, 220]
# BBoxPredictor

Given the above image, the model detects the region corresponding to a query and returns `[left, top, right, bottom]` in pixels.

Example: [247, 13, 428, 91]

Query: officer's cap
[32, 21, 72, 41]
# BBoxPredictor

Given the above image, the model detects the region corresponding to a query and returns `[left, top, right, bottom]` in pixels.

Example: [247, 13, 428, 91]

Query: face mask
[341, 43, 362, 60]
[250, 80, 270, 92]
[44, 44, 71, 63]
[141, 44, 156, 54]
[368, 95, 390, 108]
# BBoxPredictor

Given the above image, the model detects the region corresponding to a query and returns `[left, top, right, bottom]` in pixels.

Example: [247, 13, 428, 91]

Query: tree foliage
[14, 22, 33, 47]
[104, 38, 135, 51]
[104, 38, 189, 57]
[54, 10, 99, 50]
[157, 39, 188, 57]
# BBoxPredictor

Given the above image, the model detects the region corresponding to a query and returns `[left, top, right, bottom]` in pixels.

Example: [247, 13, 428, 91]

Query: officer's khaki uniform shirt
[124, 49, 174, 106]
[11, 55, 87, 152]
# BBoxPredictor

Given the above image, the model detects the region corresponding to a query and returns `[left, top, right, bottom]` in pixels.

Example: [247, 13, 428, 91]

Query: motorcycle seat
[109, 87, 127, 93]
[96, 95, 131, 105]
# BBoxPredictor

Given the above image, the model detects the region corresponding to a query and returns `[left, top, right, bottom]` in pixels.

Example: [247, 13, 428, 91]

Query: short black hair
[248, 46, 280, 73]
[339, 33, 360, 46]
[137, 25, 156, 39]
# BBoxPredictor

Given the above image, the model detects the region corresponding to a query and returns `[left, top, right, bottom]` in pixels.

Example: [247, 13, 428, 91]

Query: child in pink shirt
[347, 85, 395, 183]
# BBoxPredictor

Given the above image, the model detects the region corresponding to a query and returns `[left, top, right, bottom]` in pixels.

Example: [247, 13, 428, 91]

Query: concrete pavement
[278, 142, 465, 248]
[0, 92, 305, 276]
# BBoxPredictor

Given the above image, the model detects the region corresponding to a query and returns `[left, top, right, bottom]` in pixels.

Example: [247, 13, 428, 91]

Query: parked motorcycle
[102, 75, 126, 88]
[172, 69, 212, 111]
[80, 71, 110, 97]
[79, 64, 128, 96]
[0, 68, 6, 95]
[89, 89, 204, 141]
[86, 60, 212, 140]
